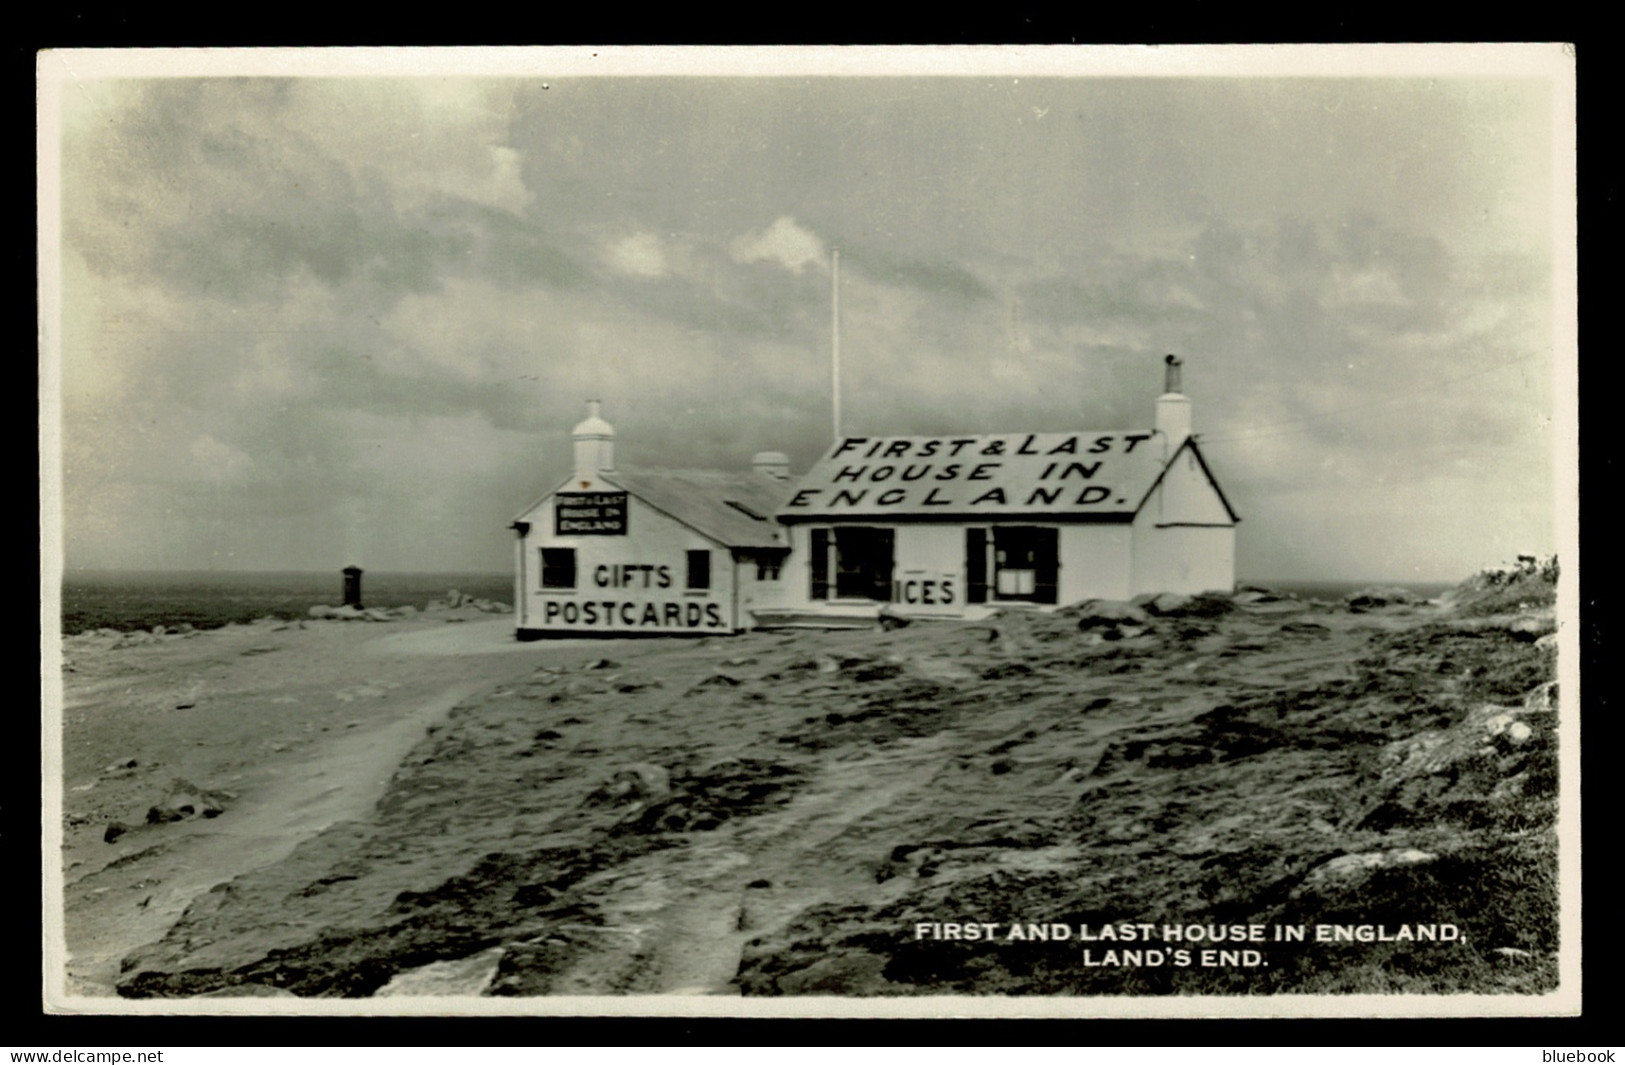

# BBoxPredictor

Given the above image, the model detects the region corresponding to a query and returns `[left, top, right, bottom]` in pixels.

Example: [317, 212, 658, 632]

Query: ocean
[55, 571, 1455, 636]
[57, 570, 513, 635]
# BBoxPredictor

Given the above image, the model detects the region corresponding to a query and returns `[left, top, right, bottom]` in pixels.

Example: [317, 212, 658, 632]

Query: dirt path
[55, 614, 603, 996]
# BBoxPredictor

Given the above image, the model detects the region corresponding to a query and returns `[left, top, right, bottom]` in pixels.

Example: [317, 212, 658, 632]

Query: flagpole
[831, 247, 841, 443]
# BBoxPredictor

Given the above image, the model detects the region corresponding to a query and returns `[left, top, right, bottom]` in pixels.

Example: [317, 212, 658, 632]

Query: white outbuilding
[763, 355, 1239, 625]
[509, 402, 795, 638]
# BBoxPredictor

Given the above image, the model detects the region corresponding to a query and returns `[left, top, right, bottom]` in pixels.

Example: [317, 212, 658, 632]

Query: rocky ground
[56, 570, 1563, 1000]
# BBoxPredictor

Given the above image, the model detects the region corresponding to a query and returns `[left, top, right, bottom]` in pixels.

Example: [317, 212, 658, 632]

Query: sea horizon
[56, 569, 516, 635]
[54, 568, 1460, 636]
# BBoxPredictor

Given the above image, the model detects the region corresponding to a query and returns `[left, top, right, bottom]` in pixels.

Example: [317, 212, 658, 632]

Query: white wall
[1130, 512, 1236, 595]
[1056, 524, 1135, 604]
[893, 525, 967, 615]
[1127, 445, 1236, 595]
[516, 486, 737, 635]
[1146, 447, 1235, 525]
[735, 552, 791, 621]
[776, 520, 1136, 615]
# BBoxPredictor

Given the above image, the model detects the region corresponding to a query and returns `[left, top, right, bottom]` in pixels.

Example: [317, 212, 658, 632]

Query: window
[686, 549, 712, 591]
[540, 548, 577, 590]
[756, 559, 782, 581]
[990, 526, 1059, 604]
[810, 526, 894, 601]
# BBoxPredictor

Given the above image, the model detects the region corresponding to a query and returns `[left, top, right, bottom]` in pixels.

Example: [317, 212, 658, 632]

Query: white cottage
[764, 356, 1239, 625]
[510, 402, 794, 638]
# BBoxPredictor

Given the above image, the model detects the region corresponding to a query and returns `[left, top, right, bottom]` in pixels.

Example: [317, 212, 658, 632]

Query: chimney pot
[1164, 354, 1184, 395]
[752, 451, 792, 481]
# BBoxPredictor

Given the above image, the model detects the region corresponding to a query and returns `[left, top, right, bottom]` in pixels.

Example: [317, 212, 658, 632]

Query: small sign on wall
[555, 492, 629, 535]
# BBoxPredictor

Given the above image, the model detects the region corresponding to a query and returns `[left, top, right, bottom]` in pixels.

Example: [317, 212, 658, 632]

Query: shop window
[992, 526, 1059, 604]
[686, 549, 712, 591]
[810, 526, 893, 601]
[540, 548, 577, 590]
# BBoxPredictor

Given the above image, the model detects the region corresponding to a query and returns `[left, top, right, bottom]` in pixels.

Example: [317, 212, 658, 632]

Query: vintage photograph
[40, 46, 1578, 1017]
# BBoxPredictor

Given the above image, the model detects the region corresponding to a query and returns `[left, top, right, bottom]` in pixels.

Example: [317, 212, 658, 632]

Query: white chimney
[1155, 354, 1192, 456]
[752, 451, 791, 481]
[572, 399, 616, 478]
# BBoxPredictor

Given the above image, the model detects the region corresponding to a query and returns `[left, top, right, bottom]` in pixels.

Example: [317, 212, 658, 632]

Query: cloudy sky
[45, 48, 1573, 581]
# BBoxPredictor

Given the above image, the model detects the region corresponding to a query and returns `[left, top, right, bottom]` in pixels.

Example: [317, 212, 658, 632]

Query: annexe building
[510, 402, 794, 638]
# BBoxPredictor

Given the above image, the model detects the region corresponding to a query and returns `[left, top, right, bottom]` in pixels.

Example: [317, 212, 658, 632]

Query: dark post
[342, 565, 364, 609]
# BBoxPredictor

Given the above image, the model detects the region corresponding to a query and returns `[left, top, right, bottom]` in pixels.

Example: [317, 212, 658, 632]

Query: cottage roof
[777, 430, 1218, 522]
[601, 469, 794, 550]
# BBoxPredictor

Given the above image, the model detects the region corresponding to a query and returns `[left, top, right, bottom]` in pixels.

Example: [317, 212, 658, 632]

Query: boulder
[1302, 848, 1438, 890]
[1176, 592, 1238, 618]
[1143, 592, 1192, 616]
[145, 805, 186, 825]
[144, 779, 234, 826]
[1233, 584, 1293, 603]
[161, 779, 232, 818]
[1381, 702, 1536, 781]
[876, 605, 912, 631]
[1524, 681, 1559, 714]
[588, 763, 672, 805]
[1505, 613, 1556, 641]
[1071, 599, 1151, 630]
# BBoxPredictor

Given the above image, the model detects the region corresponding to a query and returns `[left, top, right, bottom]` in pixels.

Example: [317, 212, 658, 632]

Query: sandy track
[55, 613, 603, 995]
